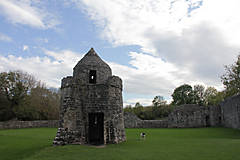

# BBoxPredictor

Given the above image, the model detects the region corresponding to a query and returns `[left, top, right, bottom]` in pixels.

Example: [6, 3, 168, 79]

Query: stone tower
[53, 48, 126, 146]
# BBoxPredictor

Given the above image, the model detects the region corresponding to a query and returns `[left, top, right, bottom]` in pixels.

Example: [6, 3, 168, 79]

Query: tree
[152, 95, 167, 119]
[171, 84, 222, 106]
[125, 97, 174, 120]
[171, 84, 194, 105]
[204, 87, 218, 105]
[221, 54, 240, 96]
[133, 102, 144, 119]
[23, 82, 60, 120]
[192, 85, 205, 105]
[0, 88, 11, 121]
[152, 95, 166, 107]
[124, 105, 133, 112]
[0, 70, 37, 120]
[0, 70, 60, 121]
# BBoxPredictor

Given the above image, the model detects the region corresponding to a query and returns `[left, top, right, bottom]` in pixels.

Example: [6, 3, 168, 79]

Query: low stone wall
[220, 93, 240, 129]
[141, 120, 168, 128]
[124, 112, 142, 128]
[1, 92, 239, 130]
[124, 112, 168, 128]
[167, 104, 222, 128]
[0, 120, 60, 129]
[1, 113, 168, 129]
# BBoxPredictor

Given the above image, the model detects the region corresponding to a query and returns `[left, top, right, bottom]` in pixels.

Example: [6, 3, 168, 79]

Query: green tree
[171, 84, 194, 105]
[212, 91, 225, 105]
[124, 105, 133, 112]
[204, 86, 218, 105]
[0, 70, 60, 121]
[27, 84, 60, 120]
[152, 95, 166, 107]
[192, 85, 205, 105]
[221, 54, 240, 96]
[0, 88, 11, 121]
[152, 95, 167, 119]
[142, 106, 154, 120]
[0, 70, 36, 120]
[133, 102, 144, 119]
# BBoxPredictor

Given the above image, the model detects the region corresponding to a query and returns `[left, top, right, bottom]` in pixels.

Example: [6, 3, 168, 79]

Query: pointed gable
[74, 48, 111, 69]
[73, 48, 112, 84]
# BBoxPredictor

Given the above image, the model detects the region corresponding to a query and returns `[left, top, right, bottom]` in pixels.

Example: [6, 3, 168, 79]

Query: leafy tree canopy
[171, 84, 194, 105]
[221, 54, 240, 96]
[0, 70, 60, 121]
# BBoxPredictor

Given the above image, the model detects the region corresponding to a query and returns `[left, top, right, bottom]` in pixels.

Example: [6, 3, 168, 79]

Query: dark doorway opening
[89, 113, 104, 144]
[89, 70, 96, 84]
[206, 115, 210, 127]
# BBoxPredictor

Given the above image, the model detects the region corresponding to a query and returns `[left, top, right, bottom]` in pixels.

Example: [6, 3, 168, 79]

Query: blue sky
[0, 0, 240, 106]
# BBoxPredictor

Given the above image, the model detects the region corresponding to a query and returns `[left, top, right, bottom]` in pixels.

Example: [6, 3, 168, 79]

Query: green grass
[1, 128, 240, 160]
[0, 128, 57, 160]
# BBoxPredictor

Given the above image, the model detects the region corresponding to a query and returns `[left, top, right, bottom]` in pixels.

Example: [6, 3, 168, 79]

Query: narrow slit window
[89, 70, 96, 84]
[95, 116, 97, 125]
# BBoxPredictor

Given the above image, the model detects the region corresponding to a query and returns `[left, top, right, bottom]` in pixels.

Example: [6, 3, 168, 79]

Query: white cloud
[124, 98, 153, 107]
[74, 0, 240, 95]
[0, 32, 12, 42]
[109, 52, 185, 97]
[0, 0, 60, 29]
[77, 0, 240, 52]
[2, 0, 239, 105]
[0, 49, 83, 88]
[81, 0, 240, 49]
[22, 45, 29, 51]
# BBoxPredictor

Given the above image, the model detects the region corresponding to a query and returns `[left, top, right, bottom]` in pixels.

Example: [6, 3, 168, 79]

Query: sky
[0, 0, 240, 106]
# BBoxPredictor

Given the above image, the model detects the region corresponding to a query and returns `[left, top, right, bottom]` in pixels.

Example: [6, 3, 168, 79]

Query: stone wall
[124, 112, 168, 128]
[220, 93, 240, 129]
[168, 104, 221, 128]
[124, 112, 142, 128]
[0, 120, 60, 129]
[1, 94, 239, 130]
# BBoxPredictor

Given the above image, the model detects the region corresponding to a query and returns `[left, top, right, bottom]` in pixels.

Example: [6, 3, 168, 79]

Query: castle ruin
[124, 94, 240, 130]
[53, 48, 126, 146]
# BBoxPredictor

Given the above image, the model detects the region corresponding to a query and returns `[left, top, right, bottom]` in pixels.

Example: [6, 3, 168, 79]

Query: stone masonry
[53, 48, 126, 146]
[0, 120, 59, 129]
[124, 112, 168, 128]
[124, 94, 240, 129]
[220, 93, 240, 129]
[167, 104, 221, 128]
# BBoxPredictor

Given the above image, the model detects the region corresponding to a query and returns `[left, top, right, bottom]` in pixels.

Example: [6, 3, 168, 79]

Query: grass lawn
[0, 127, 240, 160]
[0, 128, 56, 160]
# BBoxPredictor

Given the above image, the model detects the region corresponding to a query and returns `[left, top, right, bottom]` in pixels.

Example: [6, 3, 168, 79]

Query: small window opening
[89, 70, 96, 84]
[95, 116, 98, 125]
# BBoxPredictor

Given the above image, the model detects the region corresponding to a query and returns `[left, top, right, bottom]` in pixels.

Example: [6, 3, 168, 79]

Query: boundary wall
[124, 93, 240, 129]
[124, 112, 168, 128]
[1, 94, 239, 129]
[167, 105, 221, 128]
[0, 120, 60, 129]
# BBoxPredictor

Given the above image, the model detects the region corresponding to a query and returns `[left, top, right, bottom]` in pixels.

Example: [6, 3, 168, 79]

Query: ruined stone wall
[168, 104, 221, 128]
[124, 112, 168, 128]
[0, 120, 60, 129]
[124, 112, 142, 128]
[220, 93, 240, 129]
